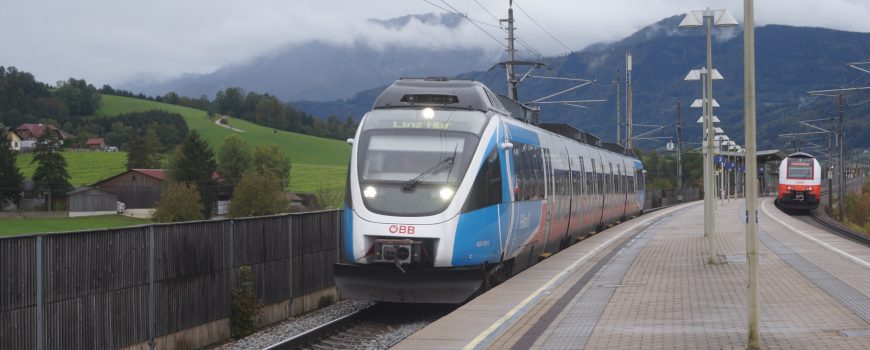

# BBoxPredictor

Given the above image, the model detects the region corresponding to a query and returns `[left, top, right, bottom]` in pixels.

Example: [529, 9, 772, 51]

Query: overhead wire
[420, 0, 507, 48]
[513, 0, 573, 53]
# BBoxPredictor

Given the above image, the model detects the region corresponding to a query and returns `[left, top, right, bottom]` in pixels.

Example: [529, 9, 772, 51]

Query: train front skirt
[333, 263, 484, 303]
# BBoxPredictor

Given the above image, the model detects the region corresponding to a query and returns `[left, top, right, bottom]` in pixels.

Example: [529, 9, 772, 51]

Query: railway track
[807, 212, 870, 247]
[262, 303, 454, 350]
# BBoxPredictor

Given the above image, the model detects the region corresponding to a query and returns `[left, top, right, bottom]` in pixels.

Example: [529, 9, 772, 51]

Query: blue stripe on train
[507, 124, 540, 146]
[343, 206, 354, 261]
[452, 204, 504, 266]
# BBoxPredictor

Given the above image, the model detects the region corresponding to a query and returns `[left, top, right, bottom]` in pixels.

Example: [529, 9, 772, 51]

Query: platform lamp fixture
[680, 8, 737, 265]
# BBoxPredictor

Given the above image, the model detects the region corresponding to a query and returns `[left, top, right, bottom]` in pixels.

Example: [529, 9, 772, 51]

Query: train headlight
[439, 187, 454, 201]
[421, 107, 435, 119]
[363, 186, 378, 198]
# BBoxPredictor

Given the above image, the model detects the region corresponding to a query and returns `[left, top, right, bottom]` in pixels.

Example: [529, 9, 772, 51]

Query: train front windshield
[356, 108, 488, 216]
[787, 158, 813, 179]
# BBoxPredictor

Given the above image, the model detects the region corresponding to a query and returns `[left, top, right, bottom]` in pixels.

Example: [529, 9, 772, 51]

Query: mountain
[124, 13, 498, 102]
[296, 15, 870, 152]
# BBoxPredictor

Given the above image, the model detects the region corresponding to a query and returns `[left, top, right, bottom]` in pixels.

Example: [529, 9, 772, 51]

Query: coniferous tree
[0, 128, 24, 207]
[126, 126, 163, 170]
[31, 132, 72, 210]
[168, 130, 217, 217]
[217, 135, 252, 188]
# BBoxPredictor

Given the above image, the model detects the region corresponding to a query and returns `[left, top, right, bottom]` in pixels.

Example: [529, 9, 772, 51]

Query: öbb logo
[388, 224, 415, 235]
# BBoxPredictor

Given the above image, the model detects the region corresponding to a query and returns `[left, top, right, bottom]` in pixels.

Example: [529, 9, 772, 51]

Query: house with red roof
[14, 123, 74, 150]
[85, 137, 107, 151]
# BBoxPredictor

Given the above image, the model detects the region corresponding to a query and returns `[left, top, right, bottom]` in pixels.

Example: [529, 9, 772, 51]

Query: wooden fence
[0, 210, 341, 350]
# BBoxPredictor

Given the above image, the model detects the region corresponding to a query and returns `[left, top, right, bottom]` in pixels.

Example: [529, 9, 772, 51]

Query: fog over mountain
[295, 15, 870, 151]
[123, 13, 501, 101]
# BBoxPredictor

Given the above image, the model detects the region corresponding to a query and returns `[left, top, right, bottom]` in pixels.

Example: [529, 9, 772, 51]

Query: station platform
[394, 198, 870, 349]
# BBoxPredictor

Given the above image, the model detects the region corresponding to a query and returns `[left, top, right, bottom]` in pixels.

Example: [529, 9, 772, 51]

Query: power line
[420, 0, 507, 48]
[513, 0, 573, 53]
[473, 0, 502, 24]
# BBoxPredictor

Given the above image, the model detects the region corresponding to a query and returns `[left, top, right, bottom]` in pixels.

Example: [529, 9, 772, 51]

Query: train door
[618, 163, 627, 220]
[541, 147, 554, 253]
[578, 155, 589, 236]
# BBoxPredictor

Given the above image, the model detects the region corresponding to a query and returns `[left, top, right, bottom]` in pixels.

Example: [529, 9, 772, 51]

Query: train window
[787, 158, 813, 179]
[579, 156, 586, 195]
[513, 146, 525, 201]
[590, 158, 596, 196]
[532, 147, 541, 199]
[463, 149, 502, 212]
[542, 149, 551, 199]
[616, 164, 622, 194]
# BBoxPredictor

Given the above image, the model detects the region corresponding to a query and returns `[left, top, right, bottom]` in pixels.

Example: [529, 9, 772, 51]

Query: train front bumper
[333, 263, 483, 304]
[778, 192, 820, 210]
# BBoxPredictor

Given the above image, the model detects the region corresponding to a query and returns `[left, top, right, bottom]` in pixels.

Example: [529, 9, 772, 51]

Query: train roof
[372, 78, 508, 115]
[786, 152, 815, 159]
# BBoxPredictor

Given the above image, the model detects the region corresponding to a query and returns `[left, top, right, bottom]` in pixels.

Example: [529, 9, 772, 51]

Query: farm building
[3, 126, 22, 151]
[93, 169, 226, 216]
[68, 187, 118, 217]
[14, 123, 74, 150]
[85, 137, 107, 151]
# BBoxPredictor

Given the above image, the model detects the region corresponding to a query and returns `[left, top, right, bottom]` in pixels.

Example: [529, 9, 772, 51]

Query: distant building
[93, 169, 225, 217]
[14, 123, 74, 150]
[85, 138, 107, 151]
[68, 187, 118, 217]
[2, 126, 21, 151]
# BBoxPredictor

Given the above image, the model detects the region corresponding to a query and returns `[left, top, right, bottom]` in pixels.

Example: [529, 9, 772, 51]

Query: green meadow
[97, 95, 351, 193]
[16, 151, 128, 187]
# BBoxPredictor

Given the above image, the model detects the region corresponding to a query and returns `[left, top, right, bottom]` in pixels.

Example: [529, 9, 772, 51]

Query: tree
[228, 170, 288, 218]
[153, 182, 205, 222]
[168, 130, 217, 217]
[217, 135, 252, 187]
[0, 128, 24, 206]
[252, 145, 291, 188]
[53, 78, 100, 116]
[125, 128, 161, 170]
[31, 132, 72, 210]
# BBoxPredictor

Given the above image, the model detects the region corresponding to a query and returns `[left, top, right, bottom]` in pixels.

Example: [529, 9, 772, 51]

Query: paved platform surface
[394, 198, 870, 349]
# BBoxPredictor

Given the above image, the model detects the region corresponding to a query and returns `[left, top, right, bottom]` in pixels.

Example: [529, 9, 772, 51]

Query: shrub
[231, 266, 262, 339]
[318, 294, 335, 308]
[229, 170, 289, 218]
[152, 182, 204, 223]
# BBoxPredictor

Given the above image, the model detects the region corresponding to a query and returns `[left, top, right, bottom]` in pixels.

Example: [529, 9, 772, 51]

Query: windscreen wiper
[401, 156, 455, 192]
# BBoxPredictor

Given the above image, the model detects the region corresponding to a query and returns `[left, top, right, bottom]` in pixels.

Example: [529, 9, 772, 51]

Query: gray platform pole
[744, 0, 761, 348]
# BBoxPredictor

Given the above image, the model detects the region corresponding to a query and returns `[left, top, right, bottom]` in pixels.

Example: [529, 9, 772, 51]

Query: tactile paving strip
[511, 214, 677, 350]
[759, 228, 870, 323]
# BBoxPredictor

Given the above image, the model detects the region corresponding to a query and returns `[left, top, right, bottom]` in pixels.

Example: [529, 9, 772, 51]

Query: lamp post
[680, 8, 737, 265]
[685, 68, 722, 237]
[744, 0, 761, 347]
[717, 134, 731, 205]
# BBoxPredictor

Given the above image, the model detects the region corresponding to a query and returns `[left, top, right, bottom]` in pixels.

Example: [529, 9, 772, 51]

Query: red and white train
[776, 152, 821, 211]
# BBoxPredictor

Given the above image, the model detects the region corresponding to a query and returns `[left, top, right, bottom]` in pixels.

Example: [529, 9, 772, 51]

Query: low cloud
[0, 0, 867, 87]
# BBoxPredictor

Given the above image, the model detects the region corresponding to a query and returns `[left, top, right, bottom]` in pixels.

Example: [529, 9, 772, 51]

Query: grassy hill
[17, 151, 128, 187]
[97, 95, 351, 193]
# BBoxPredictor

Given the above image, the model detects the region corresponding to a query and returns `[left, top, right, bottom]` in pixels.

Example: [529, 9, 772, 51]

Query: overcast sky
[2, 0, 868, 87]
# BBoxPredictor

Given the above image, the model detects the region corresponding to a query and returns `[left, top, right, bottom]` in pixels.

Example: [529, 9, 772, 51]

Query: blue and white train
[334, 78, 645, 303]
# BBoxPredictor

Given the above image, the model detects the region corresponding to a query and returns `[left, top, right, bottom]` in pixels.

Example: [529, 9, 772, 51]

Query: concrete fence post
[35, 235, 44, 350]
[285, 215, 294, 317]
[148, 225, 156, 350]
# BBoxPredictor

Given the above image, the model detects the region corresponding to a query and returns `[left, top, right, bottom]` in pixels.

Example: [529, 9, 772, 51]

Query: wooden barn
[68, 187, 118, 217]
[93, 169, 226, 216]
[93, 169, 167, 210]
